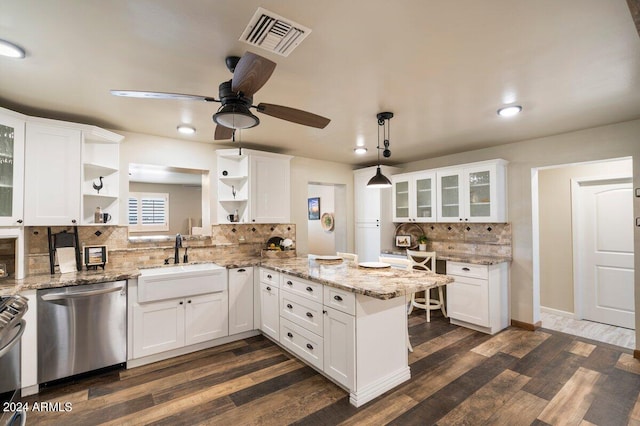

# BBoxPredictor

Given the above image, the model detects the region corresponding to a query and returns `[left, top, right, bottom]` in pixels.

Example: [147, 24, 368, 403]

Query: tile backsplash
[25, 224, 296, 275]
[392, 222, 511, 258]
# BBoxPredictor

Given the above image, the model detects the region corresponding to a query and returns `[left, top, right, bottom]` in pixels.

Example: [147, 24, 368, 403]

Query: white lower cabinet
[323, 306, 355, 389]
[185, 292, 229, 345]
[229, 267, 254, 335]
[133, 298, 185, 358]
[446, 261, 509, 334]
[133, 292, 229, 359]
[259, 280, 280, 341]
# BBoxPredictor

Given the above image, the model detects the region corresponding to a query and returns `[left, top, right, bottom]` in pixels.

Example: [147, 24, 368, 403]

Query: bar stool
[406, 250, 446, 322]
[337, 252, 358, 264]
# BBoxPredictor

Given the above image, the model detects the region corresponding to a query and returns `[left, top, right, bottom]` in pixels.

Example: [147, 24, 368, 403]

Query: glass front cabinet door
[392, 175, 410, 222]
[0, 110, 25, 226]
[437, 161, 506, 223]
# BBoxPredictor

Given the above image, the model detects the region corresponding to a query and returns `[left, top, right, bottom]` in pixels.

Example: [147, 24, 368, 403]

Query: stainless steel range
[0, 294, 28, 426]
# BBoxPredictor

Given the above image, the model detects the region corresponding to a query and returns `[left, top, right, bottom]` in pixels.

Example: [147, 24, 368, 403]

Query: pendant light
[367, 112, 394, 188]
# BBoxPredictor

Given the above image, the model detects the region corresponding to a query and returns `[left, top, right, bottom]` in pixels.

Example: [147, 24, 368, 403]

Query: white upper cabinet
[0, 109, 25, 226]
[250, 152, 291, 223]
[24, 122, 82, 226]
[392, 170, 436, 223]
[436, 159, 507, 223]
[216, 149, 292, 224]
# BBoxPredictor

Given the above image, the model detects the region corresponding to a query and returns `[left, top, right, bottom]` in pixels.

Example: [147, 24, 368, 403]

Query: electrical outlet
[636, 217, 640, 227]
[636, 188, 640, 197]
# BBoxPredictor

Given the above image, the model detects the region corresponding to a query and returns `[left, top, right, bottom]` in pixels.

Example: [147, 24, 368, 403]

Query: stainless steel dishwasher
[37, 280, 126, 383]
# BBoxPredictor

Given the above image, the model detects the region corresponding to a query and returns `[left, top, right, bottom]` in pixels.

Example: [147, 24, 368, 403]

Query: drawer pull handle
[287, 303, 293, 309]
[237, 268, 246, 273]
[287, 280, 293, 285]
[306, 312, 313, 318]
[462, 267, 470, 271]
[306, 343, 314, 350]
[267, 274, 272, 279]
[179, 301, 183, 305]
[266, 286, 271, 291]
[306, 286, 313, 293]
[333, 295, 343, 302]
[287, 332, 293, 338]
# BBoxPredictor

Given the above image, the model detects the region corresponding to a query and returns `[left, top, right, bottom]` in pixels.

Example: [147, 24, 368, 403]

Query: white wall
[307, 184, 336, 255]
[538, 158, 633, 314]
[401, 118, 640, 346]
[291, 157, 355, 255]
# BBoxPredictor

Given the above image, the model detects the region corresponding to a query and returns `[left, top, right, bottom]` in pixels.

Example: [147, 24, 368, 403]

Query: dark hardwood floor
[20, 312, 640, 425]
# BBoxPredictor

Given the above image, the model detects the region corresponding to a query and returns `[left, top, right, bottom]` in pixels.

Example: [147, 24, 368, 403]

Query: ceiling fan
[110, 52, 330, 140]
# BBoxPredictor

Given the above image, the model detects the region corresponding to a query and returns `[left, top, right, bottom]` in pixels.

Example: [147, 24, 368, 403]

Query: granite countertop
[260, 257, 454, 300]
[381, 250, 511, 265]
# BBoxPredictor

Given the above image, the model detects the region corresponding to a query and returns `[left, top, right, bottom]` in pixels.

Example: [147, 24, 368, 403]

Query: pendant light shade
[366, 112, 394, 188]
[367, 166, 392, 188]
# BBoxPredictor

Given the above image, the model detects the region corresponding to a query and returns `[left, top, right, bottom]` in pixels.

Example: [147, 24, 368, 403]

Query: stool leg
[438, 286, 447, 318]
[426, 289, 431, 323]
[408, 293, 414, 315]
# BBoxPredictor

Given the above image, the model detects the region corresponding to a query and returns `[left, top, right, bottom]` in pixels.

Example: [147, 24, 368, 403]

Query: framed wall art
[308, 197, 320, 220]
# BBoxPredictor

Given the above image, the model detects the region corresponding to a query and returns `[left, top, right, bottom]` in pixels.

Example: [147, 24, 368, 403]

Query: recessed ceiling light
[497, 105, 522, 117]
[177, 124, 196, 135]
[354, 147, 368, 155]
[0, 39, 26, 58]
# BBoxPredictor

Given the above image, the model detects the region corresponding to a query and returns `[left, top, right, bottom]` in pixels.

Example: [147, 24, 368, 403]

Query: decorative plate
[358, 261, 391, 269]
[315, 255, 342, 261]
[321, 212, 335, 231]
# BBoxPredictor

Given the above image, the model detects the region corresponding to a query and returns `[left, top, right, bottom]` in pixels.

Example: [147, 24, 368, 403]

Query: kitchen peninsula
[259, 256, 453, 407]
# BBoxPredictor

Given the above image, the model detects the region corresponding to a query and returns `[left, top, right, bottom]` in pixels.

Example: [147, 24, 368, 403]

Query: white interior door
[574, 178, 634, 329]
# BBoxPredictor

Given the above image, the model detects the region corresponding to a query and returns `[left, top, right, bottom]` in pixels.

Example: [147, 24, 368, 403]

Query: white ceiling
[1, 1, 639, 166]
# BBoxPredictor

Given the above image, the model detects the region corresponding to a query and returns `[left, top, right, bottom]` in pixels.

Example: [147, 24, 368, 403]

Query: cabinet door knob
[287, 332, 293, 338]
[286, 280, 293, 286]
[306, 312, 313, 318]
[179, 301, 183, 305]
[266, 286, 271, 291]
[306, 343, 314, 350]
[72, 219, 77, 224]
[306, 286, 313, 293]
[286, 303, 293, 309]
[334, 295, 343, 302]
[188, 300, 191, 303]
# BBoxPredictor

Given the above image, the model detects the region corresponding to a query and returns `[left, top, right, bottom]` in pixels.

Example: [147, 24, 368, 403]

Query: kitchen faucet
[174, 233, 182, 264]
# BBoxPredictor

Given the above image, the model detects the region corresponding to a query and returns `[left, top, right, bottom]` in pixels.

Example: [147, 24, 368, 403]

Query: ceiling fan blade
[110, 90, 217, 102]
[256, 103, 330, 129]
[231, 52, 276, 97]
[214, 125, 234, 140]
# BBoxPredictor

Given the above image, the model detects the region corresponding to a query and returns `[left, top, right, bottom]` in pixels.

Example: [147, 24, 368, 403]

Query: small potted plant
[417, 235, 428, 251]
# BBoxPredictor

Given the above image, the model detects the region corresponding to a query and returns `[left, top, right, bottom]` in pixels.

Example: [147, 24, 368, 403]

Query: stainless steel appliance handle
[0, 320, 25, 358]
[41, 286, 124, 301]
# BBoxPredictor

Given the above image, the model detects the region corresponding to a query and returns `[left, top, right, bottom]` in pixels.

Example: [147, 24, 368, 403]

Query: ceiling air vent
[239, 7, 311, 57]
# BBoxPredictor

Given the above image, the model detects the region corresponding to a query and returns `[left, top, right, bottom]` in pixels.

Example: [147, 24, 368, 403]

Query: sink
[140, 262, 225, 278]
[138, 263, 228, 303]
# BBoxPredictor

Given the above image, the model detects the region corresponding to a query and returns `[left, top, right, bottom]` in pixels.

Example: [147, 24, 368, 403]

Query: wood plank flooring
[20, 312, 640, 425]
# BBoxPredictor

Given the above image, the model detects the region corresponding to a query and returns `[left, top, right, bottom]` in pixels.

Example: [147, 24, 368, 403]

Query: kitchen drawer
[280, 317, 324, 371]
[281, 275, 323, 303]
[260, 268, 280, 287]
[447, 261, 488, 280]
[323, 286, 356, 316]
[280, 289, 324, 336]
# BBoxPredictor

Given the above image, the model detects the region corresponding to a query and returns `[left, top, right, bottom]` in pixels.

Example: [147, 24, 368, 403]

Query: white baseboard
[349, 367, 411, 407]
[540, 306, 577, 319]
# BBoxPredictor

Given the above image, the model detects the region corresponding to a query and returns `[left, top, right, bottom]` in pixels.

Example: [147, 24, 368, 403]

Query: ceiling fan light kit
[367, 112, 394, 188]
[213, 104, 260, 129]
